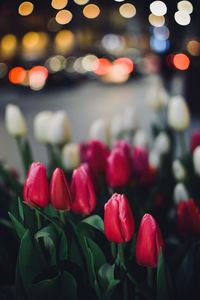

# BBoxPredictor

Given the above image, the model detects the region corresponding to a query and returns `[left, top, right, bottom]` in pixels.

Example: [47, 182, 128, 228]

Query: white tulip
[149, 149, 161, 169]
[123, 107, 138, 132]
[5, 104, 27, 137]
[133, 130, 148, 148]
[174, 183, 189, 205]
[48, 111, 71, 145]
[111, 114, 123, 140]
[148, 85, 168, 111]
[172, 160, 186, 181]
[167, 96, 190, 131]
[62, 143, 80, 170]
[193, 146, 200, 176]
[33, 111, 53, 144]
[154, 132, 170, 155]
[89, 118, 110, 146]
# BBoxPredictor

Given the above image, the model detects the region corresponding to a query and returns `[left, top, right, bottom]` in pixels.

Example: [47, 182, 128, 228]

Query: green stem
[111, 242, 116, 260]
[59, 210, 66, 224]
[16, 137, 28, 175]
[118, 243, 125, 268]
[177, 131, 187, 158]
[147, 267, 154, 289]
[35, 210, 42, 230]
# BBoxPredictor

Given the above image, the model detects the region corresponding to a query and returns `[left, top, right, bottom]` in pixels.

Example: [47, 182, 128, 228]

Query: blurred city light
[55, 10, 73, 24]
[18, 1, 34, 16]
[83, 4, 100, 19]
[153, 26, 169, 40]
[119, 3, 136, 19]
[187, 40, 200, 56]
[174, 11, 191, 26]
[173, 53, 190, 70]
[54, 30, 75, 54]
[148, 14, 165, 27]
[29, 66, 48, 91]
[73, 0, 89, 5]
[150, 1, 167, 16]
[9, 67, 26, 84]
[94, 58, 112, 75]
[1, 34, 17, 58]
[51, 0, 68, 10]
[177, 1, 193, 14]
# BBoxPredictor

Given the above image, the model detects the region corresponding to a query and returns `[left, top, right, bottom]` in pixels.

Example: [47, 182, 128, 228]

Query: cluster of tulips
[1, 84, 200, 300]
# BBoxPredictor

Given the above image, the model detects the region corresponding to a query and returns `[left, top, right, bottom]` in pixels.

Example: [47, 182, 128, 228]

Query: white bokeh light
[174, 11, 191, 26]
[177, 1, 193, 14]
[150, 1, 167, 16]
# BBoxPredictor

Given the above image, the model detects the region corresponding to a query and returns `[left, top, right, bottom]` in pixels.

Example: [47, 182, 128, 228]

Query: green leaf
[157, 251, 174, 300]
[98, 263, 120, 295]
[18, 197, 24, 222]
[81, 215, 104, 233]
[8, 212, 26, 239]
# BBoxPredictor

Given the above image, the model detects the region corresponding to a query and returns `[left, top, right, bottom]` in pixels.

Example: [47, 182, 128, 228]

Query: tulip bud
[154, 132, 170, 155]
[193, 146, 200, 176]
[107, 147, 131, 187]
[24, 162, 49, 208]
[62, 143, 80, 171]
[177, 199, 200, 235]
[133, 130, 148, 148]
[123, 107, 138, 132]
[167, 96, 190, 131]
[33, 111, 53, 144]
[50, 168, 71, 210]
[71, 164, 97, 215]
[148, 85, 168, 111]
[84, 140, 109, 175]
[172, 160, 186, 181]
[190, 130, 200, 153]
[111, 114, 123, 140]
[132, 147, 149, 175]
[136, 214, 164, 268]
[104, 193, 135, 243]
[5, 104, 27, 137]
[48, 111, 71, 145]
[174, 183, 189, 205]
[89, 119, 110, 146]
[149, 149, 161, 169]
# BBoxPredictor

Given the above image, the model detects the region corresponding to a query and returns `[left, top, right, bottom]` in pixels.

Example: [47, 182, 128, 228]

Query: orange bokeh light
[29, 66, 48, 79]
[94, 58, 112, 75]
[113, 57, 134, 74]
[173, 53, 190, 70]
[9, 67, 26, 84]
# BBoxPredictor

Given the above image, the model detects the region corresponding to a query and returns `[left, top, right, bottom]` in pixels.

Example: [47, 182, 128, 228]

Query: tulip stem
[118, 243, 125, 268]
[35, 210, 42, 230]
[177, 132, 187, 158]
[111, 242, 116, 260]
[16, 137, 28, 175]
[147, 267, 154, 289]
[59, 211, 66, 224]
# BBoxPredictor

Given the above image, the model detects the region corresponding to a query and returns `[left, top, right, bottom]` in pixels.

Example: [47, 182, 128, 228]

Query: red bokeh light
[94, 58, 112, 75]
[8, 67, 26, 84]
[113, 57, 134, 74]
[173, 53, 190, 71]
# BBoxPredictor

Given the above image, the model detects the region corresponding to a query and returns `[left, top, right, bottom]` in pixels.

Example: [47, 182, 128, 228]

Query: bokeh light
[148, 14, 165, 27]
[73, 0, 89, 5]
[51, 0, 68, 10]
[153, 26, 169, 40]
[173, 53, 190, 70]
[1, 34, 17, 58]
[55, 9, 73, 24]
[45, 55, 65, 73]
[174, 11, 191, 26]
[81, 54, 99, 72]
[29, 66, 48, 91]
[94, 58, 112, 75]
[9, 67, 26, 84]
[150, 37, 169, 53]
[150, 1, 167, 16]
[187, 40, 200, 56]
[113, 58, 134, 74]
[119, 3, 136, 18]
[18, 1, 34, 16]
[83, 4, 100, 19]
[177, 1, 193, 14]
[55, 30, 75, 54]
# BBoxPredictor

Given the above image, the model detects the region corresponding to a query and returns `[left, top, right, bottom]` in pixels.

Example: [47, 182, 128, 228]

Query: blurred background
[0, 0, 199, 173]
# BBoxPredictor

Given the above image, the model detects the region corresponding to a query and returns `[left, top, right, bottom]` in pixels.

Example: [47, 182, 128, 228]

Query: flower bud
[61, 143, 80, 171]
[89, 119, 110, 146]
[5, 104, 27, 137]
[133, 130, 148, 148]
[24, 162, 49, 208]
[177, 199, 200, 235]
[48, 111, 71, 145]
[132, 147, 149, 175]
[193, 146, 200, 176]
[107, 147, 131, 187]
[149, 149, 161, 169]
[167, 96, 190, 131]
[33, 111, 53, 144]
[104, 193, 135, 243]
[123, 107, 137, 132]
[136, 214, 164, 268]
[190, 130, 200, 153]
[154, 132, 170, 155]
[172, 160, 186, 181]
[71, 164, 97, 215]
[50, 168, 71, 210]
[174, 183, 189, 205]
[148, 85, 168, 111]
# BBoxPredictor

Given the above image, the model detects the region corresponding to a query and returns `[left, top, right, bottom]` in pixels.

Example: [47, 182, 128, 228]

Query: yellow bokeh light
[187, 40, 200, 56]
[55, 30, 75, 54]
[83, 4, 100, 19]
[51, 0, 68, 10]
[73, 0, 89, 5]
[148, 14, 165, 27]
[119, 3, 136, 18]
[177, 1, 193, 14]
[18, 1, 34, 16]
[55, 10, 73, 24]
[1, 34, 17, 58]
[22, 32, 40, 50]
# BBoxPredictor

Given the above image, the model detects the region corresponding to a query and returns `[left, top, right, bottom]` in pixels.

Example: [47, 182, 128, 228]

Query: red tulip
[85, 140, 109, 175]
[114, 140, 132, 159]
[50, 168, 71, 210]
[71, 164, 97, 215]
[24, 162, 49, 208]
[177, 199, 200, 235]
[132, 147, 149, 176]
[107, 147, 131, 187]
[190, 130, 200, 152]
[104, 193, 135, 243]
[136, 214, 164, 268]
